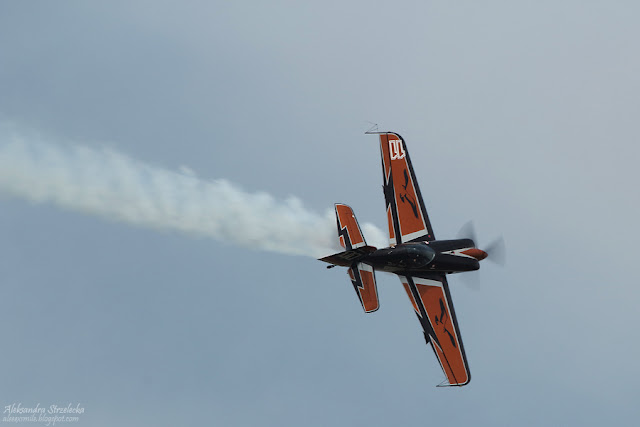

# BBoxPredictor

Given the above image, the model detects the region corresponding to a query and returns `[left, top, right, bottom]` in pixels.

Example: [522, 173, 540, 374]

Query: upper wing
[398, 274, 470, 386]
[377, 132, 435, 245]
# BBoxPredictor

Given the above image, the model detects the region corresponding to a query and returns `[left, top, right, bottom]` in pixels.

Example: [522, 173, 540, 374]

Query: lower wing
[398, 274, 471, 386]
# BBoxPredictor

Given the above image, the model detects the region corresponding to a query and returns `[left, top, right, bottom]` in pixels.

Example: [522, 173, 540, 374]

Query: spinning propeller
[456, 221, 506, 266]
[456, 221, 506, 288]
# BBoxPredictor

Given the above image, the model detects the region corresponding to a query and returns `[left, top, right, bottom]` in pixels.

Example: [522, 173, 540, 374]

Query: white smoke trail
[0, 125, 386, 257]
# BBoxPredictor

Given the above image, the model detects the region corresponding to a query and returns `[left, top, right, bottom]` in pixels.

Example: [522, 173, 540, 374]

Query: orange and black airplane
[320, 132, 501, 387]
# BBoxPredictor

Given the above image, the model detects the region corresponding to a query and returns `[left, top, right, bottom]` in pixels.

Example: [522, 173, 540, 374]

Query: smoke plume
[0, 126, 386, 257]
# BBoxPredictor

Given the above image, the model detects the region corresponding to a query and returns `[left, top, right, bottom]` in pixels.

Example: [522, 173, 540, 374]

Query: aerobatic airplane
[320, 132, 502, 387]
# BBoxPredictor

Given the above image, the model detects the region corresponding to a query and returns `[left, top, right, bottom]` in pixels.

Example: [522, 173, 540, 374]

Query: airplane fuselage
[363, 239, 484, 275]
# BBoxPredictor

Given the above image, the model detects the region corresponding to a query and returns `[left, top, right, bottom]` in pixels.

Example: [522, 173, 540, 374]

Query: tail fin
[318, 204, 377, 266]
[318, 204, 380, 313]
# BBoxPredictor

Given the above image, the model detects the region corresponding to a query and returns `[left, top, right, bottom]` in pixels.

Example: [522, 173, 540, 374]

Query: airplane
[320, 131, 503, 387]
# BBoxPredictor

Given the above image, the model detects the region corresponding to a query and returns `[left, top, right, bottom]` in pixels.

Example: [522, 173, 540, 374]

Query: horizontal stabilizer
[319, 203, 377, 266]
[348, 262, 379, 313]
[335, 204, 367, 250]
[318, 246, 376, 267]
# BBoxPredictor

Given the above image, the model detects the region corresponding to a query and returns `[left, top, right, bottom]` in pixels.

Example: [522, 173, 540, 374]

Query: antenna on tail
[365, 122, 379, 134]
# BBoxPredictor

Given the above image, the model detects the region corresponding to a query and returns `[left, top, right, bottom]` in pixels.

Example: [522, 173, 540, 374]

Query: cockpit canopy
[368, 243, 436, 271]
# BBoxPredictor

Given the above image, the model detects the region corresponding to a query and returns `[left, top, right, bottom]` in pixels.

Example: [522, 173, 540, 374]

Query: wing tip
[436, 371, 471, 387]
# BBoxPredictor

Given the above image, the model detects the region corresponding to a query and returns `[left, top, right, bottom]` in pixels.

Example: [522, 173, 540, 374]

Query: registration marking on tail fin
[376, 133, 435, 245]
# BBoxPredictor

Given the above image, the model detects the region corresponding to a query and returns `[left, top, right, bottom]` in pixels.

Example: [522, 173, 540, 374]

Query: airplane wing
[376, 132, 436, 245]
[398, 274, 471, 386]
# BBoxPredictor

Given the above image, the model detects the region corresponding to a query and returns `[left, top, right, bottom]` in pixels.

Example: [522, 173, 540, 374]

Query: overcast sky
[1, 1, 639, 426]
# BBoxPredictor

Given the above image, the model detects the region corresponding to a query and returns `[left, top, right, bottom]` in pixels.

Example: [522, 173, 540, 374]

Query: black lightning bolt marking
[338, 225, 352, 250]
[349, 264, 365, 306]
[383, 183, 395, 210]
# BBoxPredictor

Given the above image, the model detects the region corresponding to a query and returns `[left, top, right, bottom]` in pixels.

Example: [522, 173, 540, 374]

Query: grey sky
[1, 1, 639, 426]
